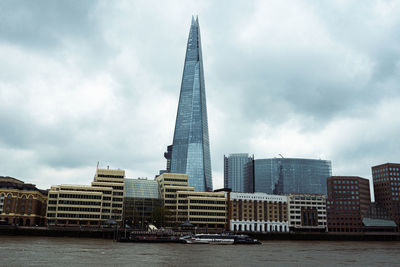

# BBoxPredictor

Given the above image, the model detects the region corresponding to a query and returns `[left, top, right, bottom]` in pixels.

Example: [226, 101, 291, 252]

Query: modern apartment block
[227, 192, 289, 232]
[46, 167, 125, 226]
[326, 176, 371, 232]
[0, 176, 47, 226]
[372, 163, 400, 227]
[287, 194, 327, 232]
[224, 153, 253, 192]
[245, 158, 332, 195]
[156, 173, 226, 231]
[124, 178, 161, 229]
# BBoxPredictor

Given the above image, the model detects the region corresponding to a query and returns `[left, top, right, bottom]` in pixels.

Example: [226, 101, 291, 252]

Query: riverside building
[224, 153, 253, 192]
[372, 163, 400, 227]
[156, 173, 226, 231]
[326, 176, 371, 232]
[244, 158, 332, 195]
[287, 194, 327, 232]
[166, 16, 213, 192]
[124, 178, 161, 228]
[0, 176, 47, 226]
[227, 192, 289, 232]
[46, 167, 125, 226]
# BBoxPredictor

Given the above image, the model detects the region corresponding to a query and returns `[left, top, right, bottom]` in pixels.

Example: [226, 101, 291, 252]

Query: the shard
[167, 16, 212, 192]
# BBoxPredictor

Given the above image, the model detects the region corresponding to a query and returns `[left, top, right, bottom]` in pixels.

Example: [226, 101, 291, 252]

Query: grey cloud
[0, 1, 98, 47]
[1, 1, 399, 190]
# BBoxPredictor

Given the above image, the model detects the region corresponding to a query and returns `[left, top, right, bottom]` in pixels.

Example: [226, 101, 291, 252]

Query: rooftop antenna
[96, 161, 99, 170]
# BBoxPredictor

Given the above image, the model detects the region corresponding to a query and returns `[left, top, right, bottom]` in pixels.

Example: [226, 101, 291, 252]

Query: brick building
[326, 176, 371, 232]
[0, 176, 47, 226]
[227, 192, 289, 232]
[372, 163, 400, 228]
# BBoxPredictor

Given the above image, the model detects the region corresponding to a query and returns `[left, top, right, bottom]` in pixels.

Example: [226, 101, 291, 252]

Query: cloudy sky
[1, 0, 399, 192]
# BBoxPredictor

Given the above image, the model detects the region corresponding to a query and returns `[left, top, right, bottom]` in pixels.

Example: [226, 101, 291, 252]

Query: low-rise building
[228, 192, 289, 232]
[287, 194, 327, 232]
[156, 173, 227, 231]
[0, 176, 47, 226]
[47, 185, 109, 226]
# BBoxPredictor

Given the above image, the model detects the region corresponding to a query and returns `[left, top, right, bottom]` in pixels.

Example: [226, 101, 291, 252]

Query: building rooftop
[125, 178, 159, 199]
[362, 218, 397, 227]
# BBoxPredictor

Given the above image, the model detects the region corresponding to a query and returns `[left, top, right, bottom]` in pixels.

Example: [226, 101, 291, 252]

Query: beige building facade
[156, 173, 227, 230]
[46, 168, 125, 226]
[288, 194, 327, 232]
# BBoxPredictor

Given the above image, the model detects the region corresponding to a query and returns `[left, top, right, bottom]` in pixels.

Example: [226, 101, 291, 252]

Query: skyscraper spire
[168, 16, 212, 192]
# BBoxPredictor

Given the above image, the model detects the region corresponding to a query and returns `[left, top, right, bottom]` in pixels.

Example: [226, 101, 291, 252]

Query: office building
[167, 16, 213, 192]
[0, 176, 47, 226]
[228, 192, 289, 232]
[156, 173, 226, 231]
[245, 158, 332, 195]
[47, 184, 110, 226]
[46, 167, 125, 226]
[224, 153, 253, 192]
[372, 163, 400, 227]
[124, 178, 161, 228]
[326, 176, 371, 232]
[287, 194, 327, 232]
[91, 168, 125, 222]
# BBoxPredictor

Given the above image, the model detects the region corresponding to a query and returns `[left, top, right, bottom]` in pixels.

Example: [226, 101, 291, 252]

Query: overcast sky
[1, 0, 399, 191]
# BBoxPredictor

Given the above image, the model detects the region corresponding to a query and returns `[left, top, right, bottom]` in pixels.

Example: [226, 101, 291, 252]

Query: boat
[180, 234, 235, 244]
[180, 234, 261, 245]
[233, 234, 261, 245]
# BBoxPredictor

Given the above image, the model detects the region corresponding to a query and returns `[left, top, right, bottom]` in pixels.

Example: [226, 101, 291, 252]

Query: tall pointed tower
[169, 16, 212, 192]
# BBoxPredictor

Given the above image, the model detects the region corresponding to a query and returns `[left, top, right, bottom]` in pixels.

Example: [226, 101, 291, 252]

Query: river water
[1, 236, 400, 266]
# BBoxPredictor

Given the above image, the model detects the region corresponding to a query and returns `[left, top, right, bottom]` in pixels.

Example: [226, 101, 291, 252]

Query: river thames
[1, 236, 400, 266]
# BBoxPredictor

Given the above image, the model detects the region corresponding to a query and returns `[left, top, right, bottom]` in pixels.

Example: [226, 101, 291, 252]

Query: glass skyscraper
[224, 153, 253, 192]
[168, 16, 212, 192]
[245, 158, 332, 195]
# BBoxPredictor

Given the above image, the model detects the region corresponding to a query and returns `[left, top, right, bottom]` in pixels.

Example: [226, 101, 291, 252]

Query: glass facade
[124, 179, 161, 228]
[247, 158, 332, 195]
[224, 153, 253, 192]
[170, 16, 212, 192]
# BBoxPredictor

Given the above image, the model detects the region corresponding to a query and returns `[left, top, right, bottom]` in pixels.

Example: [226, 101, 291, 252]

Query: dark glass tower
[169, 16, 212, 192]
[245, 158, 332, 195]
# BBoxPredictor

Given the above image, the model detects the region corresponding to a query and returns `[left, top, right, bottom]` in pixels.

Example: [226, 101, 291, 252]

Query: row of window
[56, 207, 101, 212]
[332, 180, 358, 184]
[189, 218, 226, 222]
[58, 200, 102, 206]
[189, 211, 226, 216]
[59, 194, 102, 200]
[0, 193, 34, 199]
[189, 200, 225, 205]
[289, 201, 325, 205]
[327, 200, 359, 205]
[49, 213, 101, 218]
[97, 174, 124, 179]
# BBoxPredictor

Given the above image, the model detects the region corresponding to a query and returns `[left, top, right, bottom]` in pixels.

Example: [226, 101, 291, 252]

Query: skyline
[1, 1, 400, 190]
